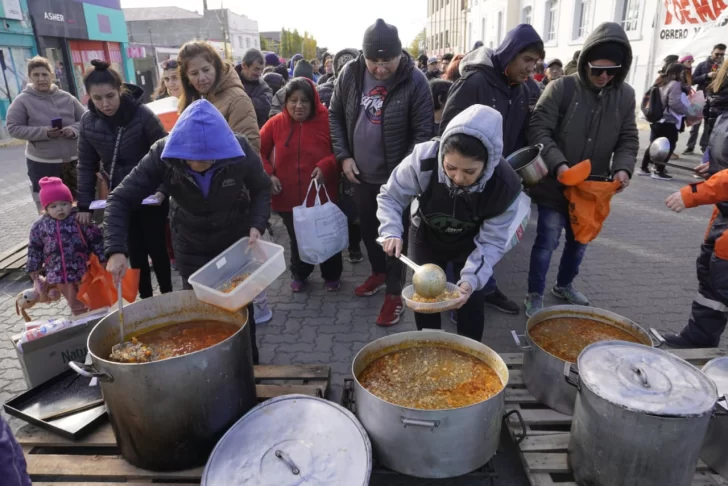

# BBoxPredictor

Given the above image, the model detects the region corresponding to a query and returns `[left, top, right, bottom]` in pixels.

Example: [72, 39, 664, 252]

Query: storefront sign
[126, 45, 147, 58]
[655, 0, 728, 63]
[29, 0, 88, 39]
[1, 0, 23, 20]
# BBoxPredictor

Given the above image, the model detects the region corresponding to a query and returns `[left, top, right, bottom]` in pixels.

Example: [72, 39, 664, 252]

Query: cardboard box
[11, 308, 109, 388]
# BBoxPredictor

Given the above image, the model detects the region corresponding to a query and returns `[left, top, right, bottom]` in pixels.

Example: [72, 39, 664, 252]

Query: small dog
[15, 277, 61, 322]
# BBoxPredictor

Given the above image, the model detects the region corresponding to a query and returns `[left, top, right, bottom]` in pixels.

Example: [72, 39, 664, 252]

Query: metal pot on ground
[512, 305, 653, 415]
[566, 341, 717, 486]
[69, 290, 257, 471]
[700, 357, 728, 479]
[506, 144, 548, 186]
[351, 330, 525, 479]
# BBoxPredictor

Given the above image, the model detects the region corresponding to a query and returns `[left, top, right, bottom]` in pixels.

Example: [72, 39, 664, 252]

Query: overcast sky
[119, 0, 427, 52]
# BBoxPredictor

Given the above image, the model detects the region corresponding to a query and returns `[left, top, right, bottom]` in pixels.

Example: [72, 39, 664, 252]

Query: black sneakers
[485, 288, 520, 315]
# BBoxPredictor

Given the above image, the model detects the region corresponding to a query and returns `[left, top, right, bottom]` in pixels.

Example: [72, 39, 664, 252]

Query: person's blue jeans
[528, 205, 587, 295]
[446, 264, 498, 294]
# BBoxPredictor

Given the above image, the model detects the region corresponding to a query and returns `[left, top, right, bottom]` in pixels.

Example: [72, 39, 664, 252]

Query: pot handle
[275, 450, 301, 475]
[714, 395, 728, 416]
[649, 328, 666, 348]
[504, 409, 528, 444]
[69, 361, 113, 382]
[534, 143, 544, 151]
[401, 417, 440, 430]
[564, 362, 579, 389]
[511, 330, 532, 350]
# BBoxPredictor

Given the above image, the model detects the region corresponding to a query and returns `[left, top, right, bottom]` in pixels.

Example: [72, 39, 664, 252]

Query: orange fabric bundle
[564, 180, 622, 244]
[77, 254, 140, 310]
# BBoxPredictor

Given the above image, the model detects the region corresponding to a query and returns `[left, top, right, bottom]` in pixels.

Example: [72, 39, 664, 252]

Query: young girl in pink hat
[26, 177, 105, 315]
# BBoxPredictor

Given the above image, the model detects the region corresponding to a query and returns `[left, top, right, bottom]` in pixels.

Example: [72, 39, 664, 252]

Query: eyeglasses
[715, 53, 725, 58]
[588, 63, 621, 77]
[162, 60, 179, 70]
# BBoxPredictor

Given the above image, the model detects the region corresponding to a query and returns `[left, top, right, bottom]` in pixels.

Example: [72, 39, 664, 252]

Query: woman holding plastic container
[377, 105, 523, 342]
[104, 99, 271, 364]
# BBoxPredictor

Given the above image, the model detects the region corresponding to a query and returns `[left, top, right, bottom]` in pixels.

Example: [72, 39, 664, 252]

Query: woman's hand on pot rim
[107, 253, 128, 285]
[382, 236, 402, 258]
[455, 282, 473, 309]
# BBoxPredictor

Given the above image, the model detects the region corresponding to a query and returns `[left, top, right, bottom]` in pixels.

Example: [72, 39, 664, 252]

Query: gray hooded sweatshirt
[6, 84, 86, 163]
[377, 104, 523, 292]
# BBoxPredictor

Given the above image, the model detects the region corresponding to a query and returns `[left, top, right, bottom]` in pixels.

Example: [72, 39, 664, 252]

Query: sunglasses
[588, 63, 621, 76]
[162, 60, 179, 69]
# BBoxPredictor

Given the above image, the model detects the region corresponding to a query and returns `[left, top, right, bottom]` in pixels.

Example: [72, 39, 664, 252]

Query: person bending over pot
[377, 105, 523, 342]
[104, 99, 271, 364]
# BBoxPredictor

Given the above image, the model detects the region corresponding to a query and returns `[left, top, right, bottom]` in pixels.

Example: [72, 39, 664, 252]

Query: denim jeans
[528, 205, 587, 295]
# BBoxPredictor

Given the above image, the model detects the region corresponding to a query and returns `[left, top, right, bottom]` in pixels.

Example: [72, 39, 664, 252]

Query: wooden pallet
[502, 348, 728, 486]
[0, 241, 29, 279]
[15, 364, 330, 485]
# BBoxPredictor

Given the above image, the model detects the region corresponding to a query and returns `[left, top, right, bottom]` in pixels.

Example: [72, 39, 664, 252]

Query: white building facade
[425, 0, 469, 57]
[461, 0, 726, 95]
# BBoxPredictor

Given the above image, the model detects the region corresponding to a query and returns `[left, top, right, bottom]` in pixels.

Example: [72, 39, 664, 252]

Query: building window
[439, 32, 443, 49]
[621, 0, 641, 32]
[497, 12, 503, 44]
[481, 17, 485, 41]
[522, 6, 533, 25]
[575, 0, 593, 38]
[445, 30, 450, 48]
[545, 0, 558, 42]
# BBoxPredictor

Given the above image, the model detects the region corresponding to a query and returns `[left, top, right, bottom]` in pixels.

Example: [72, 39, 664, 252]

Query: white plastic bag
[293, 180, 348, 265]
[504, 193, 532, 253]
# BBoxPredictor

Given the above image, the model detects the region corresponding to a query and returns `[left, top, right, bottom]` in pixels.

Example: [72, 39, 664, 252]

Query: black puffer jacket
[240, 76, 273, 128]
[706, 82, 728, 121]
[77, 84, 166, 211]
[317, 80, 334, 108]
[329, 52, 434, 172]
[104, 135, 271, 264]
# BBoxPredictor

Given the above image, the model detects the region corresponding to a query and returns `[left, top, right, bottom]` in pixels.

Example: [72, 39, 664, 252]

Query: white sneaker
[637, 169, 652, 176]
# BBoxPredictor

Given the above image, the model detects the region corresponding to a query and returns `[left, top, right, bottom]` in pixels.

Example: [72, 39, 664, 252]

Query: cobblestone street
[0, 130, 724, 483]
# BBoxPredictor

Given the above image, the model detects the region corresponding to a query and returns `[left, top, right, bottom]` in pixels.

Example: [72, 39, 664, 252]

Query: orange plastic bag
[564, 180, 621, 244]
[77, 254, 140, 310]
[558, 160, 592, 186]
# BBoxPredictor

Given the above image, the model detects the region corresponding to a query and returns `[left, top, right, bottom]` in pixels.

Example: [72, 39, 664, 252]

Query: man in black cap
[329, 18, 433, 327]
[524, 22, 639, 317]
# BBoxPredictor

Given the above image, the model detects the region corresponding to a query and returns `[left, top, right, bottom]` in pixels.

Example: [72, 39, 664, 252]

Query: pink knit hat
[39, 177, 73, 208]
[679, 53, 694, 63]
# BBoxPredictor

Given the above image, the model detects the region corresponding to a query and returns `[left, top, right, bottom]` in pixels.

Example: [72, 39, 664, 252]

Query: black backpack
[641, 85, 665, 123]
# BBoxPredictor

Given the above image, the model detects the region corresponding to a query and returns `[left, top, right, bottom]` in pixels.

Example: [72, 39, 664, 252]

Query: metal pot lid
[578, 341, 717, 416]
[702, 357, 728, 410]
[202, 394, 372, 486]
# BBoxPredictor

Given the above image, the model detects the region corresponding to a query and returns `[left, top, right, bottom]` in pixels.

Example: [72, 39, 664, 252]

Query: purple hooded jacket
[0, 415, 31, 486]
[27, 209, 105, 284]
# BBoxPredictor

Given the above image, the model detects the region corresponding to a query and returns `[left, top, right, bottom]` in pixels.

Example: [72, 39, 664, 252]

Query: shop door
[135, 70, 153, 103]
[41, 37, 75, 96]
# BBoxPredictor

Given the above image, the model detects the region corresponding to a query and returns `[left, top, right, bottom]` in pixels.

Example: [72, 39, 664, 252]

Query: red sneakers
[354, 273, 386, 297]
[377, 294, 404, 327]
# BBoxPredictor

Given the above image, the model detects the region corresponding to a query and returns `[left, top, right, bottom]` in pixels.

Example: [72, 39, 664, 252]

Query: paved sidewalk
[0, 131, 724, 483]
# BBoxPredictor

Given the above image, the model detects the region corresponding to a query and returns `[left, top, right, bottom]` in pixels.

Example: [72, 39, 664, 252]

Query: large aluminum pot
[512, 305, 653, 415]
[69, 290, 257, 471]
[506, 143, 548, 186]
[352, 330, 524, 479]
[566, 341, 717, 486]
[701, 357, 728, 479]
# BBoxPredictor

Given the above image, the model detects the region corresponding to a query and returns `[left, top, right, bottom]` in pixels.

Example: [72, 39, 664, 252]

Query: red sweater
[260, 80, 338, 212]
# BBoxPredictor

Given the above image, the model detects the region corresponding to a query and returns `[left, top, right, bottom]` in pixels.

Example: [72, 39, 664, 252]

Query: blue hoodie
[491, 24, 543, 74]
[162, 99, 244, 197]
[441, 24, 543, 156]
[288, 54, 303, 77]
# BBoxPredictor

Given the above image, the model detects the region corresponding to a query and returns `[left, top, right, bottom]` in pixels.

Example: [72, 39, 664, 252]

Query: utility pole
[148, 24, 159, 86]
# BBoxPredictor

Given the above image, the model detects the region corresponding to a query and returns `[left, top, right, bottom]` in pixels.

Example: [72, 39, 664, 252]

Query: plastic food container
[402, 283, 462, 314]
[188, 237, 286, 312]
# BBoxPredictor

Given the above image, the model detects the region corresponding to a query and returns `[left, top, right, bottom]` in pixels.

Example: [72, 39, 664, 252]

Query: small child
[26, 177, 105, 315]
[664, 115, 728, 347]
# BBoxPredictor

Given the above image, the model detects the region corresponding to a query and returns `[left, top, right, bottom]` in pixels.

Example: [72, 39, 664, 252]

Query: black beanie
[293, 60, 314, 80]
[362, 19, 402, 59]
[586, 42, 625, 65]
[333, 48, 359, 77]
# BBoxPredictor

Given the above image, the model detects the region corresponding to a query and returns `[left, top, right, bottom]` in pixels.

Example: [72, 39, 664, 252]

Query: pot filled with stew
[69, 290, 257, 471]
[352, 330, 520, 479]
[512, 305, 653, 415]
